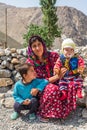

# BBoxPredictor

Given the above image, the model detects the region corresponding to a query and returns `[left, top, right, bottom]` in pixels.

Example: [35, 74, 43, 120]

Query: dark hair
[17, 63, 33, 79]
[29, 35, 44, 47]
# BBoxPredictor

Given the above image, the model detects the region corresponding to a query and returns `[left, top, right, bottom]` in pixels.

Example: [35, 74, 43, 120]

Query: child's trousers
[14, 98, 38, 114]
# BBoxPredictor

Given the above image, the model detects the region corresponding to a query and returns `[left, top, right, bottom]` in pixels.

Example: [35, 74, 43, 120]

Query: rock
[0, 64, 6, 69]
[71, 128, 77, 130]
[14, 72, 21, 82]
[12, 70, 17, 76]
[0, 78, 13, 87]
[86, 96, 87, 108]
[0, 93, 5, 99]
[11, 58, 19, 64]
[78, 119, 84, 123]
[0, 69, 11, 78]
[10, 48, 16, 53]
[19, 57, 27, 64]
[77, 96, 86, 107]
[22, 49, 27, 56]
[1, 60, 10, 68]
[77, 128, 86, 130]
[0, 56, 7, 61]
[82, 108, 87, 118]
[14, 64, 20, 70]
[6, 57, 11, 62]
[5, 90, 13, 97]
[1, 97, 14, 108]
[0, 49, 5, 56]
[5, 48, 11, 56]
[0, 59, 2, 64]
[11, 53, 17, 58]
[0, 86, 12, 93]
[7, 64, 14, 70]
[17, 49, 22, 55]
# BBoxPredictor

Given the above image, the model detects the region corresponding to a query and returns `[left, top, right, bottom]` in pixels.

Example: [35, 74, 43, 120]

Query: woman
[26, 35, 73, 119]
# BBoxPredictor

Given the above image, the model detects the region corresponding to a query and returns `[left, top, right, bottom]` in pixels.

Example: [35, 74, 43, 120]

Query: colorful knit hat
[62, 38, 76, 53]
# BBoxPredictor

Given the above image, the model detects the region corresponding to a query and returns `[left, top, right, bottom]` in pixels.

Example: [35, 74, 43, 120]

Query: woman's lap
[38, 83, 62, 118]
[38, 83, 77, 119]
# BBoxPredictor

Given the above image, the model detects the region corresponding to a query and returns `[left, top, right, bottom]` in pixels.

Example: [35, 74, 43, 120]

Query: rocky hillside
[0, 3, 87, 49]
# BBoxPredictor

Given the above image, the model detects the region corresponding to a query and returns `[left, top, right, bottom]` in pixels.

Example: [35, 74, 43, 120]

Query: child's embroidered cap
[62, 38, 76, 52]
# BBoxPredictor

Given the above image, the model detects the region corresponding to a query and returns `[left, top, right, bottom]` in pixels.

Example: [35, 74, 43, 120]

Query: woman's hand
[48, 75, 59, 83]
[23, 99, 31, 105]
[59, 67, 67, 79]
[48, 67, 67, 83]
[31, 88, 39, 96]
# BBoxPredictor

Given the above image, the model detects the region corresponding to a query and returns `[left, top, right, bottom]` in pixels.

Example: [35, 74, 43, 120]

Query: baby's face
[63, 48, 74, 58]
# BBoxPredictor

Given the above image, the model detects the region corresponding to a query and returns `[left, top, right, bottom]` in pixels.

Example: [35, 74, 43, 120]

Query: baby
[11, 63, 49, 120]
[54, 38, 84, 100]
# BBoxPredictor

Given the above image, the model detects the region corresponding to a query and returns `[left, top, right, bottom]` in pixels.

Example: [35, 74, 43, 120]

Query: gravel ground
[0, 106, 87, 130]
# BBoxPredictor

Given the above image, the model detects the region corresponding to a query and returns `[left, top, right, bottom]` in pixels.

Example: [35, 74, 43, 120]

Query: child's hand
[23, 99, 31, 105]
[59, 67, 67, 79]
[31, 88, 39, 96]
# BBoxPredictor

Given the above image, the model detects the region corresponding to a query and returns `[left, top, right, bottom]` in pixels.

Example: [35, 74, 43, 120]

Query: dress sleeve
[49, 51, 59, 67]
[78, 56, 85, 68]
[54, 57, 62, 70]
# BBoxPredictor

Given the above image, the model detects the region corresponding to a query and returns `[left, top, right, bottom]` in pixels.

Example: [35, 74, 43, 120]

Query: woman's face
[31, 40, 44, 58]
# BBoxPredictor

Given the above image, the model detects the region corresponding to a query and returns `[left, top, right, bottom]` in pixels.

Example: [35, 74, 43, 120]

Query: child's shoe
[29, 113, 36, 120]
[11, 112, 19, 120]
[60, 90, 67, 100]
[77, 89, 83, 98]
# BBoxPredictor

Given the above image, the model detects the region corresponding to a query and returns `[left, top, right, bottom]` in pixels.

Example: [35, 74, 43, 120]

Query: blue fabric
[13, 78, 49, 104]
[69, 57, 78, 70]
[60, 54, 69, 76]
[60, 54, 66, 66]
[60, 54, 78, 76]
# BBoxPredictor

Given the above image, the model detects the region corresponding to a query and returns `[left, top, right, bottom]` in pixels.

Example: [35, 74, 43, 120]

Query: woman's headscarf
[27, 35, 51, 77]
[27, 35, 48, 62]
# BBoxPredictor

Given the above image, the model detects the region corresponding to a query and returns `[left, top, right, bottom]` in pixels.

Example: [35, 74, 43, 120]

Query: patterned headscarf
[28, 35, 47, 57]
[27, 35, 51, 77]
[28, 35, 49, 63]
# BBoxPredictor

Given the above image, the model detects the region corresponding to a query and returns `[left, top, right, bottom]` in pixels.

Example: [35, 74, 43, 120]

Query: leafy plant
[23, 0, 61, 49]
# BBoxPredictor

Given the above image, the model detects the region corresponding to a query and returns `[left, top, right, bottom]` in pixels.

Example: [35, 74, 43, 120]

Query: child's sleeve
[50, 51, 59, 67]
[35, 79, 49, 92]
[13, 84, 24, 104]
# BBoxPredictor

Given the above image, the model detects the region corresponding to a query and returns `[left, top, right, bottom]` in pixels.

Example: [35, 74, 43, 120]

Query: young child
[11, 63, 49, 120]
[54, 38, 84, 100]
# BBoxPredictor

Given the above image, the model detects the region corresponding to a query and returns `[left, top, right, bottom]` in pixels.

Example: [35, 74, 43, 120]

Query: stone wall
[0, 48, 27, 93]
[0, 47, 87, 118]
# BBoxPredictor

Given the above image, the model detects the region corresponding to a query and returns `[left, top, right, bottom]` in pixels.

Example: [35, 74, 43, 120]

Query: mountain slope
[0, 3, 87, 48]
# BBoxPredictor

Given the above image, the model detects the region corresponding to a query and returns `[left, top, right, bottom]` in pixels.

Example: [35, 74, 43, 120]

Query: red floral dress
[26, 51, 80, 118]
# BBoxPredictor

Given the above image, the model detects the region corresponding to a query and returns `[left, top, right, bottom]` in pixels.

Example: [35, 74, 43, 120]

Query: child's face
[24, 66, 37, 82]
[63, 48, 74, 58]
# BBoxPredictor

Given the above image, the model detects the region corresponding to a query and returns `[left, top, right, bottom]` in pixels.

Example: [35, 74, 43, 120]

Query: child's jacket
[13, 78, 49, 104]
